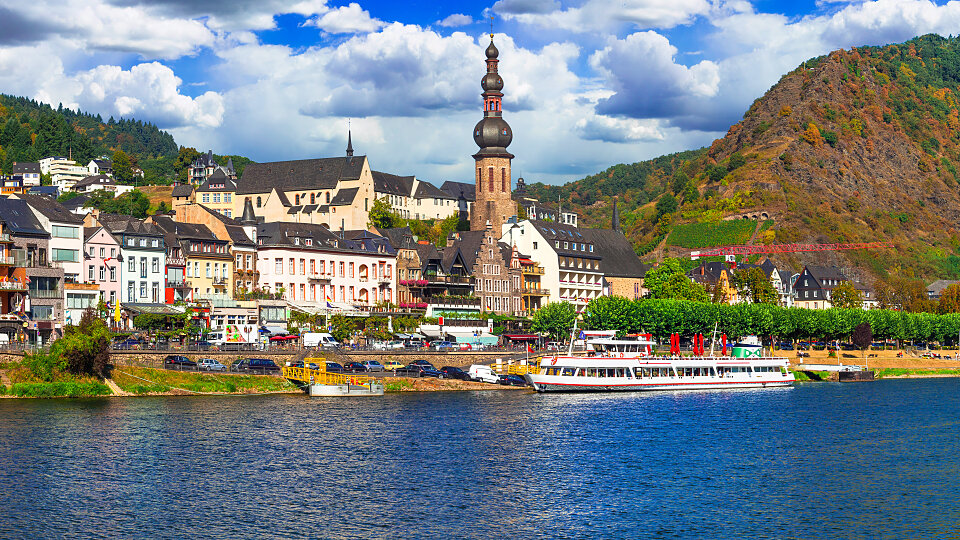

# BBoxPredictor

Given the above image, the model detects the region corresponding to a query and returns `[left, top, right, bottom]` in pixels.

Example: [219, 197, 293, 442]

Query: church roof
[581, 229, 648, 278]
[440, 181, 474, 201]
[372, 171, 414, 196]
[236, 156, 366, 195]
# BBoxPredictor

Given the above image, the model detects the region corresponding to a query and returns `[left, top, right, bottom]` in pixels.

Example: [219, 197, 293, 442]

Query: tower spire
[346, 120, 354, 157]
[612, 196, 621, 232]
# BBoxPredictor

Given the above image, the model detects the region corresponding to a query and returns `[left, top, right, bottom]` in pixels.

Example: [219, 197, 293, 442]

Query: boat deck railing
[492, 358, 541, 375]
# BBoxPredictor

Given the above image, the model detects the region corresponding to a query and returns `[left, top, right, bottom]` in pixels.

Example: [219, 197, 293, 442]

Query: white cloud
[495, 0, 711, 31]
[42, 62, 224, 129]
[576, 116, 664, 142]
[303, 2, 384, 34]
[438, 13, 474, 28]
[590, 31, 719, 120]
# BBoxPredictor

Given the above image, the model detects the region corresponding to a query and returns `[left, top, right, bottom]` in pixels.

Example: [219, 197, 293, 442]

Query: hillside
[540, 34, 960, 283]
[0, 94, 251, 185]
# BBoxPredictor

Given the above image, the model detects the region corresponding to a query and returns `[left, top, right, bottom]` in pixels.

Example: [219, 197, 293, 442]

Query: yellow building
[147, 215, 234, 302]
[195, 170, 237, 219]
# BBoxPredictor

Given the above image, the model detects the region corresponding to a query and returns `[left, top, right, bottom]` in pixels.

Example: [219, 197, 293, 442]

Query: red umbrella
[721, 333, 727, 356]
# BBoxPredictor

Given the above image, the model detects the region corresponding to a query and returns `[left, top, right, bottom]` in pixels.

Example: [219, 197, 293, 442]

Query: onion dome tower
[471, 35, 515, 232]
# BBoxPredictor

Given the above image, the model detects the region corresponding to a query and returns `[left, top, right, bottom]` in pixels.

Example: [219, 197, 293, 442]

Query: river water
[0, 379, 958, 539]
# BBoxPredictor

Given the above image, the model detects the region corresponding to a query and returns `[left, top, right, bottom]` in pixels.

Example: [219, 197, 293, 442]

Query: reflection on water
[0, 379, 958, 538]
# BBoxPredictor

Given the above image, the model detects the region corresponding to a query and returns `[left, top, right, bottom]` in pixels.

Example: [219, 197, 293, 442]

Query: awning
[269, 334, 299, 341]
[262, 325, 287, 335]
[395, 333, 411, 339]
[503, 334, 539, 341]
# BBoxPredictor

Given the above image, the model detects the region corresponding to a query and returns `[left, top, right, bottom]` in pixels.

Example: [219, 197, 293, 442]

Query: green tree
[84, 189, 150, 218]
[655, 193, 677, 219]
[368, 197, 399, 229]
[531, 302, 577, 341]
[733, 267, 779, 304]
[174, 146, 201, 183]
[583, 296, 635, 336]
[112, 149, 134, 184]
[155, 201, 169, 215]
[831, 281, 863, 309]
[330, 315, 356, 343]
[643, 258, 709, 302]
[936, 284, 960, 314]
[56, 308, 112, 377]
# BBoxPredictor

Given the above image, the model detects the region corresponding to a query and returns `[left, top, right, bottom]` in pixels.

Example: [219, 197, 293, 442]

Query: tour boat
[525, 337, 795, 393]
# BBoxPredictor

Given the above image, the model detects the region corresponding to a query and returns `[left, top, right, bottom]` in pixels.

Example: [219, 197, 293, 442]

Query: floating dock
[281, 366, 384, 397]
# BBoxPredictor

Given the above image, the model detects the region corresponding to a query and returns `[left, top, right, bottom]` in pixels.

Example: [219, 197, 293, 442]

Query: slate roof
[440, 181, 474, 201]
[72, 174, 116, 190]
[0, 197, 48, 236]
[236, 156, 367, 195]
[581, 229, 649, 278]
[196, 169, 237, 192]
[330, 187, 359, 206]
[375, 227, 414, 250]
[928, 279, 960, 296]
[372, 171, 414, 196]
[343, 230, 397, 255]
[687, 261, 729, 285]
[16, 193, 84, 225]
[413, 180, 455, 200]
[60, 194, 91, 211]
[26, 186, 59, 197]
[800, 265, 848, 289]
[171, 184, 194, 198]
[12, 162, 40, 174]
[195, 205, 255, 247]
[98, 213, 164, 237]
[528, 219, 598, 258]
[447, 230, 486, 269]
[256, 221, 372, 253]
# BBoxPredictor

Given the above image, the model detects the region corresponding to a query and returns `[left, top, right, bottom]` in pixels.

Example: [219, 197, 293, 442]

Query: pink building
[83, 226, 122, 307]
[255, 223, 395, 308]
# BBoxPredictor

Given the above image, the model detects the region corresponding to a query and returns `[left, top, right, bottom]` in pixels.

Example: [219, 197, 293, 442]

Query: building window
[152, 257, 159, 273]
[339, 261, 344, 277]
[52, 248, 79, 262]
[501, 169, 507, 192]
[140, 257, 147, 278]
[88, 266, 94, 281]
[488, 167, 494, 192]
[225, 194, 232, 203]
[206, 263, 211, 278]
[349, 262, 355, 278]
[256, 196, 262, 208]
[213, 193, 221, 203]
[110, 267, 116, 281]
[310, 260, 315, 274]
[202, 193, 210, 203]
[289, 258, 295, 274]
[140, 282, 147, 298]
[310, 193, 316, 204]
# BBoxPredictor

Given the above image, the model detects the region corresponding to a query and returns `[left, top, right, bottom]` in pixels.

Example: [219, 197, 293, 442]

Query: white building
[501, 219, 603, 312]
[92, 214, 167, 304]
[87, 159, 113, 176]
[72, 175, 134, 195]
[254, 222, 396, 311]
[41, 157, 91, 191]
[12, 162, 41, 186]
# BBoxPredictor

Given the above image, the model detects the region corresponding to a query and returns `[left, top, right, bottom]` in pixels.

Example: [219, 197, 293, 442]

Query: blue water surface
[0, 379, 958, 539]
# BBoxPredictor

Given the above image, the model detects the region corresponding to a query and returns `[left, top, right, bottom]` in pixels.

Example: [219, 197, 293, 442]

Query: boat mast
[709, 321, 719, 357]
[567, 317, 579, 356]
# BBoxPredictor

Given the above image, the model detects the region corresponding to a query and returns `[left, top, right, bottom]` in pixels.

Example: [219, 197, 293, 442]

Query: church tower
[471, 35, 515, 232]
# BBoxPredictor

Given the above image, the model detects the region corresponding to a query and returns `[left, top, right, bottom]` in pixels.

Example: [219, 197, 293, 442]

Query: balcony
[521, 286, 550, 296]
[212, 277, 228, 285]
[65, 282, 99, 291]
[399, 279, 429, 287]
[167, 256, 186, 267]
[522, 266, 545, 275]
[0, 233, 11, 243]
[308, 273, 332, 283]
[425, 274, 474, 285]
[0, 256, 15, 266]
[28, 288, 62, 299]
[166, 280, 191, 289]
[426, 296, 481, 307]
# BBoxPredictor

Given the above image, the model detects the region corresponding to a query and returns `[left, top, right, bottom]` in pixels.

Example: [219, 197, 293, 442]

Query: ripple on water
[0, 379, 958, 538]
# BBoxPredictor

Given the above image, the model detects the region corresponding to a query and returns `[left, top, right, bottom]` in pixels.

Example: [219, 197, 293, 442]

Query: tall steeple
[471, 33, 515, 233]
[346, 127, 354, 157]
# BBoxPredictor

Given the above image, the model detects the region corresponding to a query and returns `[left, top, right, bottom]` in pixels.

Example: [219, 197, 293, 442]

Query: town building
[13, 194, 84, 285]
[147, 215, 232, 304]
[172, 202, 258, 297]
[41, 156, 90, 191]
[194, 170, 237, 218]
[688, 261, 737, 303]
[927, 279, 960, 300]
[87, 159, 113, 177]
[584, 229, 650, 300]
[471, 36, 516, 232]
[793, 265, 876, 309]
[440, 181, 474, 225]
[88, 213, 166, 304]
[254, 221, 395, 310]
[501, 219, 603, 312]
[71, 175, 133, 195]
[171, 184, 195, 208]
[190, 150, 236, 184]
[446, 226, 521, 315]
[0, 197, 65, 343]
[12, 162, 41, 186]
[82, 226, 122, 307]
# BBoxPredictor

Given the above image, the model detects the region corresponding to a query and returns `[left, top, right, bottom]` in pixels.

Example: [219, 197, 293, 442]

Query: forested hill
[0, 94, 178, 181]
[535, 34, 960, 284]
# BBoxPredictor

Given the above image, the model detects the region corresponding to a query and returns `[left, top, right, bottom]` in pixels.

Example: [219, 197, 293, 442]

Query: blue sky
[0, 0, 958, 185]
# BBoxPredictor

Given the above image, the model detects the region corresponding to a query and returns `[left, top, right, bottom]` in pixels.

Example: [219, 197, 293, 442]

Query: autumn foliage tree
[831, 281, 863, 309]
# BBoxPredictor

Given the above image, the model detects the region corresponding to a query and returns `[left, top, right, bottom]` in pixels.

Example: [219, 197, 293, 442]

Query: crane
[690, 241, 894, 260]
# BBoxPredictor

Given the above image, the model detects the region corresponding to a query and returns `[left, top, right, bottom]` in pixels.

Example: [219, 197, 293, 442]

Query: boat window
[615, 368, 624, 378]
[562, 367, 574, 376]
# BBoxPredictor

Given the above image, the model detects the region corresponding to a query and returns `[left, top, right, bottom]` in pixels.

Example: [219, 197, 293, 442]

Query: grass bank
[111, 366, 298, 395]
[1, 359, 112, 398]
[874, 368, 960, 379]
[791, 370, 834, 382]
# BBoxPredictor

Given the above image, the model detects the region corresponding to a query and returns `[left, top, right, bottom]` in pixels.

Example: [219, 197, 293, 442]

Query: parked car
[230, 359, 247, 372]
[325, 362, 345, 373]
[344, 362, 367, 373]
[396, 364, 444, 378]
[776, 342, 794, 350]
[164, 355, 197, 368]
[406, 339, 426, 349]
[467, 364, 500, 384]
[383, 361, 405, 371]
[198, 358, 226, 372]
[440, 366, 470, 380]
[303, 332, 340, 349]
[457, 343, 473, 351]
[361, 360, 385, 372]
[372, 341, 404, 350]
[410, 359, 436, 368]
[430, 341, 456, 351]
[191, 340, 213, 351]
[115, 338, 144, 350]
[499, 374, 527, 387]
[242, 358, 281, 373]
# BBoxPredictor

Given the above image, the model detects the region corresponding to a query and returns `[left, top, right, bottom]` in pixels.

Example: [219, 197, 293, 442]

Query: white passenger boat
[525, 337, 795, 393]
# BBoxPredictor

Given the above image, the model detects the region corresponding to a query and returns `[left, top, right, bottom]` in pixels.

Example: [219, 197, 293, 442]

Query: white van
[303, 332, 340, 349]
[467, 364, 500, 384]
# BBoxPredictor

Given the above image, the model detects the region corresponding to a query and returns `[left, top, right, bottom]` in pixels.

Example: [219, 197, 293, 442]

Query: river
[0, 378, 958, 538]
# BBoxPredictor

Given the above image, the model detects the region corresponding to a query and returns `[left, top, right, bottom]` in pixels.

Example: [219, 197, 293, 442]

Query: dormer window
[305, 239, 313, 246]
